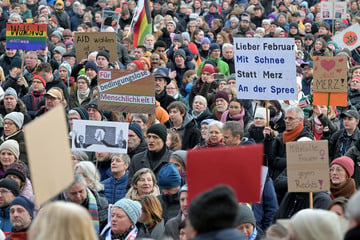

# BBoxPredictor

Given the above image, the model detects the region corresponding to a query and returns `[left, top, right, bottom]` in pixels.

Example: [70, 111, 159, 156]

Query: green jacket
[197, 57, 230, 77]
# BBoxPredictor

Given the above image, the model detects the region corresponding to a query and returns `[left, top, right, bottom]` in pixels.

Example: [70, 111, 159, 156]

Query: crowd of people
[0, 0, 360, 239]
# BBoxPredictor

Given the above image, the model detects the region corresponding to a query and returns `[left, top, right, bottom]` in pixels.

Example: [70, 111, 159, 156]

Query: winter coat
[2, 76, 28, 98]
[329, 127, 360, 161]
[128, 140, 147, 160]
[68, 90, 91, 109]
[197, 57, 230, 77]
[345, 225, 360, 240]
[0, 99, 32, 126]
[21, 91, 46, 119]
[54, 11, 71, 29]
[167, 61, 196, 89]
[349, 88, 360, 111]
[191, 108, 214, 129]
[0, 54, 20, 77]
[167, 44, 194, 63]
[345, 142, 360, 188]
[164, 211, 182, 239]
[45, 77, 70, 102]
[155, 90, 175, 112]
[193, 228, 246, 240]
[158, 193, 180, 223]
[97, 160, 112, 182]
[101, 171, 128, 204]
[147, 220, 165, 239]
[0, 207, 11, 233]
[189, 80, 218, 108]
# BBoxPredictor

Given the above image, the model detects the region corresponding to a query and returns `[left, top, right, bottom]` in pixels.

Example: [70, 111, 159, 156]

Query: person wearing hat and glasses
[154, 67, 176, 111]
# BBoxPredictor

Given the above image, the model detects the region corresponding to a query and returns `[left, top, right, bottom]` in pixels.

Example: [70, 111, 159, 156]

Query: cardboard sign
[187, 145, 263, 203]
[74, 32, 117, 63]
[6, 23, 47, 50]
[24, 106, 74, 205]
[333, 23, 360, 50]
[286, 140, 330, 193]
[72, 120, 129, 153]
[321, 1, 347, 19]
[313, 92, 347, 106]
[98, 69, 155, 114]
[234, 38, 297, 100]
[313, 56, 347, 93]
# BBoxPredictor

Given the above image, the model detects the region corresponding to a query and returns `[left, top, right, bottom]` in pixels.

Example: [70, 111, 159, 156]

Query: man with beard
[213, 91, 229, 120]
[233, 15, 254, 37]
[8, 196, 34, 240]
[53, 0, 70, 29]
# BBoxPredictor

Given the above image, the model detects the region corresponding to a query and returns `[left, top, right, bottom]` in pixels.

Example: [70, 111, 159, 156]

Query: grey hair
[130, 113, 149, 124]
[111, 153, 131, 165]
[193, 95, 208, 108]
[71, 151, 89, 161]
[346, 191, 360, 222]
[206, 120, 223, 140]
[88, 51, 98, 60]
[74, 162, 104, 192]
[9, 13, 22, 21]
[26, 51, 38, 59]
[70, 173, 87, 189]
[286, 106, 304, 120]
[222, 43, 234, 52]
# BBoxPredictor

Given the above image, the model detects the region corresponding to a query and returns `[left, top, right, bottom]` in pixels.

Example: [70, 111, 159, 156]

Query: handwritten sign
[286, 140, 330, 192]
[6, 23, 47, 50]
[313, 56, 347, 93]
[234, 38, 296, 100]
[74, 32, 117, 63]
[333, 23, 360, 50]
[321, 1, 347, 19]
[187, 145, 263, 203]
[98, 69, 155, 114]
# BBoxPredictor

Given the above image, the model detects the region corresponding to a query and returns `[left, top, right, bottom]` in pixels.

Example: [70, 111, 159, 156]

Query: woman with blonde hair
[139, 195, 165, 239]
[126, 168, 160, 200]
[28, 201, 98, 240]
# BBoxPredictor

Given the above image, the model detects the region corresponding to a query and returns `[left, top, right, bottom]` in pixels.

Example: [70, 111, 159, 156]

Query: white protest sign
[321, 1, 347, 19]
[72, 120, 129, 153]
[333, 23, 360, 50]
[234, 38, 296, 100]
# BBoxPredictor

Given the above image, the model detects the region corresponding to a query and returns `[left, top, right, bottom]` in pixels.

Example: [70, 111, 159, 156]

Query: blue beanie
[158, 163, 181, 189]
[71, 107, 89, 120]
[200, 37, 211, 45]
[209, 43, 220, 55]
[113, 198, 142, 225]
[129, 123, 143, 140]
[10, 196, 34, 218]
[85, 61, 99, 73]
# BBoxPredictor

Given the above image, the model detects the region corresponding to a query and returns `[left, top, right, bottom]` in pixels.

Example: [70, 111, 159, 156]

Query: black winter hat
[97, 50, 110, 61]
[4, 162, 27, 183]
[188, 185, 238, 233]
[0, 178, 20, 197]
[147, 124, 167, 144]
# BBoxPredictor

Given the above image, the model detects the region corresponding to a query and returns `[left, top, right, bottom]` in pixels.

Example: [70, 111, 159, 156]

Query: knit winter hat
[171, 150, 187, 170]
[236, 204, 256, 227]
[200, 37, 211, 45]
[188, 185, 238, 233]
[86, 98, 99, 111]
[4, 87, 18, 100]
[63, 29, 72, 38]
[254, 107, 268, 119]
[215, 91, 230, 103]
[69, 107, 89, 120]
[51, 30, 62, 40]
[290, 209, 343, 240]
[174, 49, 186, 60]
[140, 57, 151, 69]
[129, 123, 143, 140]
[33, 75, 47, 87]
[97, 50, 110, 61]
[113, 198, 142, 225]
[4, 162, 27, 182]
[330, 156, 354, 178]
[157, 163, 181, 189]
[181, 32, 190, 42]
[77, 74, 91, 86]
[0, 178, 20, 197]
[209, 43, 220, 55]
[200, 66, 215, 75]
[0, 140, 20, 159]
[85, 61, 99, 73]
[4, 112, 24, 129]
[147, 124, 167, 144]
[10, 57, 22, 69]
[173, 34, 183, 45]
[10, 196, 34, 218]
[59, 61, 72, 77]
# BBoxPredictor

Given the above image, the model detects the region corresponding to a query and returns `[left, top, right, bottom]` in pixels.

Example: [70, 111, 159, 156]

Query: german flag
[133, 0, 152, 48]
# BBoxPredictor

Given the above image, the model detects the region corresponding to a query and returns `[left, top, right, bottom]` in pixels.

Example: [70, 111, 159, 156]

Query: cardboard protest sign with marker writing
[74, 32, 117, 63]
[6, 23, 47, 50]
[333, 23, 360, 50]
[187, 145, 263, 203]
[313, 56, 347, 93]
[234, 38, 296, 100]
[24, 106, 74, 205]
[286, 140, 330, 193]
[98, 69, 155, 114]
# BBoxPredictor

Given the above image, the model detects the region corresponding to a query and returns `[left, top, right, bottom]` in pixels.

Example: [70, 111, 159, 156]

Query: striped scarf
[31, 89, 46, 110]
[87, 189, 100, 234]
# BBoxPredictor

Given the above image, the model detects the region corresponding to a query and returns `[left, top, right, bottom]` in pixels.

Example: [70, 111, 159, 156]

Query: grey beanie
[0, 140, 20, 159]
[173, 34, 184, 45]
[236, 204, 257, 227]
[59, 61, 72, 78]
[4, 112, 24, 129]
[53, 46, 66, 56]
[174, 49, 186, 60]
[113, 198, 142, 225]
[4, 87, 18, 100]
[171, 150, 187, 169]
[181, 32, 190, 42]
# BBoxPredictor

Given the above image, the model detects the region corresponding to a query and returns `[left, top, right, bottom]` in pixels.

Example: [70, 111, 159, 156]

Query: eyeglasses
[0, 189, 10, 195]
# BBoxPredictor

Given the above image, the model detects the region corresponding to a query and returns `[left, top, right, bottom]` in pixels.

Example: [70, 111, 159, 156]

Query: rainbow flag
[132, 0, 152, 48]
[6, 23, 47, 50]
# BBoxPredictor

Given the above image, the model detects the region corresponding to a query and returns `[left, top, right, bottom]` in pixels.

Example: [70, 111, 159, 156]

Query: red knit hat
[131, 60, 145, 70]
[33, 75, 46, 87]
[201, 66, 215, 74]
[188, 42, 199, 55]
[330, 156, 354, 177]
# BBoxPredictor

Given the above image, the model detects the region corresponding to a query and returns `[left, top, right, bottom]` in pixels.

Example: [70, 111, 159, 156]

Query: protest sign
[234, 38, 296, 100]
[6, 23, 47, 50]
[313, 92, 347, 106]
[98, 69, 155, 114]
[101, 10, 120, 32]
[313, 56, 347, 93]
[187, 145, 263, 203]
[74, 32, 117, 63]
[321, 1, 347, 19]
[72, 120, 129, 153]
[286, 140, 330, 193]
[333, 23, 360, 50]
[24, 106, 73, 205]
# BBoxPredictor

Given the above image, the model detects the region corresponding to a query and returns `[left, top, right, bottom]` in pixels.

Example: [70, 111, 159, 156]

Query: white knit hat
[0, 140, 20, 159]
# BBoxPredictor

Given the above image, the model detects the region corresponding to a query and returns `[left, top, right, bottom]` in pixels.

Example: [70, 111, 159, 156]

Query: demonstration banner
[74, 32, 117, 63]
[321, 0, 347, 19]
[6, 23, 47, 50]
[98, 69, 155, 114]
[72, 120, 129, 153]
[333, 23, 360, 50]
[187, 145, 263, 202]
[233, 38, 296, 100]
[286, 140, 330, 193]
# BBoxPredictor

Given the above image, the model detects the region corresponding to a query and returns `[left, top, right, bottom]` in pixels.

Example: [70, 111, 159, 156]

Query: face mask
[269, 107, 277, 118]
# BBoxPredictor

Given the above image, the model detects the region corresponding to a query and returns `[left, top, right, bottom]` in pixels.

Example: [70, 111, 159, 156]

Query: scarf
[125, 185, 161, 200]
[283, 123, 304, 144]
[248, 227, 258, 240]
[225, 109, 245, 127]
[204, 139, 225, 148]
[31, 89, 46, 110]
[87, 189, 100, 234]
[77, 88, 90, 105]
[330, 178, 356, 199]
[271, 111, 282, 123]
[105, 226, 138, 240]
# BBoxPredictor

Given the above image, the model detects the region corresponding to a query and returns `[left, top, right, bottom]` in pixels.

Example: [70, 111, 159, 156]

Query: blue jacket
[101, 172, 129, 204]
[0, 207, 12, 233]
[193, 229, 245, 240]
